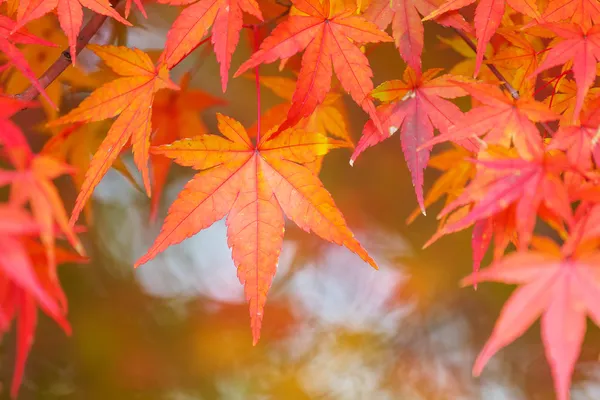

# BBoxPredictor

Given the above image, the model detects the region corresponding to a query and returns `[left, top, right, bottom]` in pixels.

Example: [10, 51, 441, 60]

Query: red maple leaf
[0, 206, 76, 398]
[462, 248, 600, 400]
[350, 68, 480, 213]
[234, 0, 392, 134]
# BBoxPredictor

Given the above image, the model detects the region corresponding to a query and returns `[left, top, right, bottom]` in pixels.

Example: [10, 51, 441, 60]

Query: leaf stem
[15, 0, 123, 107]
[253, 25, 261, 144]
[454, 29, 554, 136]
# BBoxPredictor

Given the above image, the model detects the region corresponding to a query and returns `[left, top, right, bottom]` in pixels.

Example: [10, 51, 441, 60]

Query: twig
[454, 29, 554, 136]
[454, 29, 520, 99]
[15, 0, 123, 105]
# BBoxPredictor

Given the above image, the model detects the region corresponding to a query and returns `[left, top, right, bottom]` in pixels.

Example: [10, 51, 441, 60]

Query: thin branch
[15, 0, 123, 105]
[454, 29, 520, 99]
[454, 29, 554, 136]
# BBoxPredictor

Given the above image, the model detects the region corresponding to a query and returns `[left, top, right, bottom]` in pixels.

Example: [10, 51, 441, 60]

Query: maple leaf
[0, 15, 57, 107]
[158, 0, 263, 91]
[423, 81, 558, 160]
[2, 16, 98, 120]
[423, 0, 540, 76]
[350, 67, 480, 214]
[234, 0, 392, 134]
[13, 0, 132, 64]
[48, 45, 178, 224]
[150, 72, 225, 220]
[364, 0, 470, 72]
[135, 113, 377, 343]
[461, 249, 600, 400]
[433, 150, 572, 250]
[530, 24, 600, 122]
[0, 205, 75, 398]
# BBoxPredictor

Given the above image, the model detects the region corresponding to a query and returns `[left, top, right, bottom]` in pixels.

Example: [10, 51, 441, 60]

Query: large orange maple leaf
[234, 0, 392, 134]
[48, 45, 178, 224]
[135, 114, 377, 344]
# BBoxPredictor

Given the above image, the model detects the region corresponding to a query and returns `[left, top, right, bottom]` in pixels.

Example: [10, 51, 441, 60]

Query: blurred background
[3, 1, 600, 399]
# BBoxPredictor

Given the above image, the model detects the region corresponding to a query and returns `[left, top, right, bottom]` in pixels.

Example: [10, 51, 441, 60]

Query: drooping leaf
[48, 45, 179, 224]
[0, 206, 78, 398]
[136, 114, 377, 344]
[351, 68, 479, 213]
[234, 0, 393, 134]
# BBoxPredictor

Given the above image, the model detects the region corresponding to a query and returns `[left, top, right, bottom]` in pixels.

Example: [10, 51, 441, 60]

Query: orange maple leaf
[135, 114, 377, 344]
[234, 0, 392, 134]
[159, 0, 263, 91]
[13, 0, 132, 64]
[48, 45, 178, 225]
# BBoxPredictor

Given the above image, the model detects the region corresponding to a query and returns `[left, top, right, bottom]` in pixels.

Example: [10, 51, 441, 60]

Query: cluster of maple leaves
[0, 0, 599, 397]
